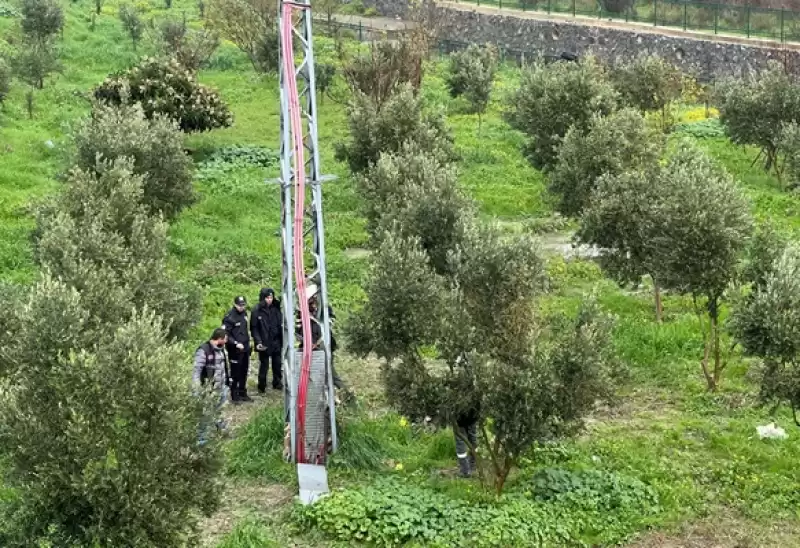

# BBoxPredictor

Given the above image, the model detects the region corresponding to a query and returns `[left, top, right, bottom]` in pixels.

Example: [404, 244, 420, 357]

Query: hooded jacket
[251, 288, 283, 355]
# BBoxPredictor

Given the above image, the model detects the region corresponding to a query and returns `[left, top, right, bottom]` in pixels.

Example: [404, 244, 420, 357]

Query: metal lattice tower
[278, 0, 337, 478]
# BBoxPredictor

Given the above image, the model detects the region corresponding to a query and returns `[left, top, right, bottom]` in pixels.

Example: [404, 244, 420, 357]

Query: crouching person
[194, 328, 231, 446]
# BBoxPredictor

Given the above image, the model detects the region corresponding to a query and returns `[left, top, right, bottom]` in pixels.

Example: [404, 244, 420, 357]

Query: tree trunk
[694, 295, 715, 391]
[710, 300, 722, 389]
[653, 277, 663, 323]
[495, 456, 511, 496]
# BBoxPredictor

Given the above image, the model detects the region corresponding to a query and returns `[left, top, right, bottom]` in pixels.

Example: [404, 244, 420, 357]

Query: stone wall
[363, 0, 800, 79]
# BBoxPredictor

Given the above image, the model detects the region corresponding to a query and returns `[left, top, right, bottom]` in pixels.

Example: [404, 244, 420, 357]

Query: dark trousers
[258, 351, 282, 391]
[229, 347, 250, 399]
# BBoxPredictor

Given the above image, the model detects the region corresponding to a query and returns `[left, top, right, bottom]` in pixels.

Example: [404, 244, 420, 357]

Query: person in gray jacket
[194, 328, 230, 444]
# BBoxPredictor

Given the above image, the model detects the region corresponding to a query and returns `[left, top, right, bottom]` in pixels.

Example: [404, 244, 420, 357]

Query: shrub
[74, 102, 195, 219]
[33, 158, 201, 340]
[445, 43, 498, 119]
[94, 57, 233, 132]
[206, 0, 278, 73]
[611, 54, 682, 131]
[779, 122, 800, 191]
[335, 84, 454, 174]
[0, 278, 221, 547]
[341, 39, 424, 109]
[20, 0, 63, 43]
[550, 108, 663, 217]
[507, 56, 617, 170]
[315, 62, 336, 99]
[717, 61, 800, 177]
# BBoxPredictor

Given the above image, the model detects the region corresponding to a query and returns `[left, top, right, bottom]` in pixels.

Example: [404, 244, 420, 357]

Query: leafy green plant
[507, 56, 617, 171]
[675, 117, 725, 139]
[196, 144, 277, 181]
[217, 517, 281, 548]
[94, 57, 233, 133]
[0, 57, 10, 107]
[74, 102, 195, 219]
[12, 38, 61, 89]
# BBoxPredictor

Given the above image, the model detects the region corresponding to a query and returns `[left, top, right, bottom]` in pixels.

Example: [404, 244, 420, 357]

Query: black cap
[234, 296, 247, 306]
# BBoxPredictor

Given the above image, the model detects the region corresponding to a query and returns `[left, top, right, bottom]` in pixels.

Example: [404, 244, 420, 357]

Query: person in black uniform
[251, 287, 283, 393]
[222, 296, 251, 403]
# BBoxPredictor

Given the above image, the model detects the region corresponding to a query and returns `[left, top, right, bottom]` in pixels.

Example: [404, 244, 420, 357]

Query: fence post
[714, 3, 718, 34]
[548, 0, 551, 14]
[572, 0, 576, 16]
[653, 0, 658, 26]
[746, 4, 751, 37]
[359, 21, 363, 41]
[499, 0, 503, 8]
[781, 8, 785, 42]
[683, 1, 687, 30]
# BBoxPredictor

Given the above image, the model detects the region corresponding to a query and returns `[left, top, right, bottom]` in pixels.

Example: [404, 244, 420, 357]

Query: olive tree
[730, 244, 800, 425]
[341, 39, 425, 110]
[446, 43, 498, 122]
[335, 84, 455, 174]
[12, 38, 61, 89]
[0, 278, 220, 547]
[73, 102, 195, 219]
[205, 0, 278, 73]
[550, 108, 663, 217]
[717, 62, 800, 178]
[650, 142, 753, 390]
[507, 56, 617, 170]
[20, 0, 64, 44]
[33, 158, 201, 340]
[578, 168, 665, 321]
[611, 54, 682, 132]
[357, 144, 472, 276]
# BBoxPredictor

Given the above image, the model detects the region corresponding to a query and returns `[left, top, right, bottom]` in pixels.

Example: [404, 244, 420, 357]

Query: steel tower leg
[277, 0, 337, 487]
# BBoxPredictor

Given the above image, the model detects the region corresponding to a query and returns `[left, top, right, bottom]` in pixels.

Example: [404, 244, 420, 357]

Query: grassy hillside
[2, 0, 800, 546]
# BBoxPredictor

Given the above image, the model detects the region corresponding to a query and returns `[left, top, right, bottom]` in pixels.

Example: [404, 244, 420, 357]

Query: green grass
[3, 0, 800, 545]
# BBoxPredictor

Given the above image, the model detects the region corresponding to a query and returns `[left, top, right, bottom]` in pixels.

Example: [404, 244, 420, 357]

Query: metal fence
[451, 0, 800, 43]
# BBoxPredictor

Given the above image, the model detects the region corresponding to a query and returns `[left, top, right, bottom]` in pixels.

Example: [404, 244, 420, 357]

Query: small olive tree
[611, 54, 682, 132]
[94, 57, 233, 133]
[341, 39, 425, 110]
[717, 62, 800, 177]
[731, 244, 800, 425]
[357, 144, 472, 275]
[550, 108, 663, 217]
[335, 84, 455, 174]
[507, 56, 618, 170]
[20, 0, 64, 43]
[74, 102, 195, 219]
[12, 38, 61, 89]
[0, 278, 220, 546]
[119, 4, 144, 50]
[33, 158, 201, 340]
[205, 0, 278, 73]
[155, 18, 220, 72]
[578, 168, 665, 321]
[446, 43, 498, 122]
[650, 141, 753, 390]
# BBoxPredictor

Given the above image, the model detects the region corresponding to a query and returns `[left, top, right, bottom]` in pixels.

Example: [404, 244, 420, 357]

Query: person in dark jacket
[222, 296, 252, 403]
[251, 287, 283, 392]
[454, 407, 479, 478]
